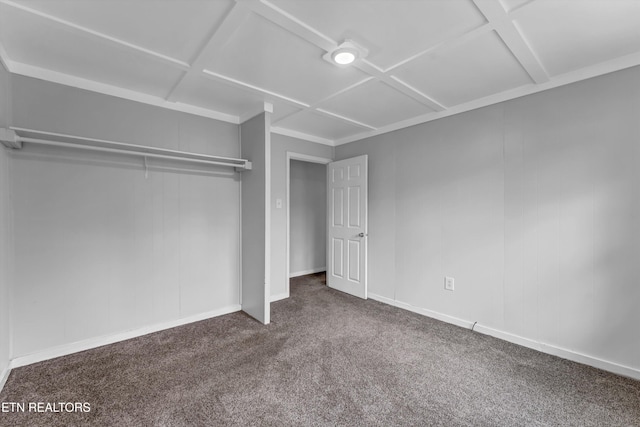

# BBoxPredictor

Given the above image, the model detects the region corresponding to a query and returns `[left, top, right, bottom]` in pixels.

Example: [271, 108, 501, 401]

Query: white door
[327, 155, 368, 299]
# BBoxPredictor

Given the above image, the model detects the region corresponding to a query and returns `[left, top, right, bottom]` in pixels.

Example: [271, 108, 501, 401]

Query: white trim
[286, 151, 332, 299]
[367, 293, 640, 381]
[289, 267, 326, 278]
[315, 108, 376, 130]
[9, 62, 240, 124]
[202, 69, 310, 109]
[270, 292, 289, 302]
[0, 364, 10, 393]
[473, 324, 640, 381]
[263, 112, 272, 325]
[246, 0, 336, 53]
[10, 305, 241, 369]
[271, 127, 335, 146]
[166, 2, 251, 102]
[0, 0, 189, 70]
[336, 51, 640, 145]
[471, 0, 549, 84]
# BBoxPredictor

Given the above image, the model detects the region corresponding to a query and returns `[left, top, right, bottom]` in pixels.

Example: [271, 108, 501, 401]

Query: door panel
[327, 155, 368, 299]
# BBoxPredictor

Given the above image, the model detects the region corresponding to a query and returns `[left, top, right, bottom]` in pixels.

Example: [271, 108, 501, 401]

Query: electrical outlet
[444, 276, 454, 291]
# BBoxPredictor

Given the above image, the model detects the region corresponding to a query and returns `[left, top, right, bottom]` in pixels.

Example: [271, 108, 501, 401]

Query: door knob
[357, 232, 367, 238]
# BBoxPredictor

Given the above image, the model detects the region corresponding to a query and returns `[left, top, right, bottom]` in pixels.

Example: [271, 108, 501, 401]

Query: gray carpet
[1, 273, 639, 426]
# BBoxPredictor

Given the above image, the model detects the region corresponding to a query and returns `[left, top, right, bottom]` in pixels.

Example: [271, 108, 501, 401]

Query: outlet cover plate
[445, 276, 454, 291]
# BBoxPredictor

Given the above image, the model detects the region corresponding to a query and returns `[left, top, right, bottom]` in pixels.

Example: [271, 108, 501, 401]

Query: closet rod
[0, 127, 252, 171]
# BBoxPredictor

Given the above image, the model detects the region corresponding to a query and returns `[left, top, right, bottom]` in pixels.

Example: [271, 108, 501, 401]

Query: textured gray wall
[241, 112, 270, 324]
[0, 62, 11, 385]
[336, 66, 640, 376]
[10, 75, 242, 357]
[290, 160, 326, 276]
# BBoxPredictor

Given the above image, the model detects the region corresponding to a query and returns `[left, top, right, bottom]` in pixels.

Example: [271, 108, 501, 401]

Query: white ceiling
[1, 0, 639, 146]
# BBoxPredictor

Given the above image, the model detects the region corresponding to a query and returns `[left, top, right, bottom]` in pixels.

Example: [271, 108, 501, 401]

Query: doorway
[286, 152, 332, 297]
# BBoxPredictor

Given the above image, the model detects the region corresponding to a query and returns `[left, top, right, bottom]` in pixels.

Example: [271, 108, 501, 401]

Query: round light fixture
[332, 48, 357, 65]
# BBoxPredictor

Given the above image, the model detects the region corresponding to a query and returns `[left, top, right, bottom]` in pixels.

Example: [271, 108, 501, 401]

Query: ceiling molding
[241, 0, 337, 52]
[315, 108, 376, 130]
[335, 51, 640, 146]
[354, 60, 446, 111]
[166, 2, 251, 102]
[270, 126, 335, 146]
[387, 76, 446, 111]
[272, 77, 374, 126]
[383, 23, 494, 74]
[10, 61, 240, 124]
[472, 0, 549, 84]
[2, 0, 637, 150]
[0, 0, 190, 70]
[202, 69, 310, 108]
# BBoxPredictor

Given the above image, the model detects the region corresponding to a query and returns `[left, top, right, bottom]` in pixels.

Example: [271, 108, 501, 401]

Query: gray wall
[290, 160, 326, 276]
[270, 133, 333, 299]
[0, 62, 11, 384]
[10, 76, 242, 358]
[241, 112, 271, 324]
[335, 66, 640, 375]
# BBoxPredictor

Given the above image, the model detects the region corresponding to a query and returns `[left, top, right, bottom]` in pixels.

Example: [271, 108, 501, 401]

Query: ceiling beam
[165, 2, 252, 102]
[472, 0, 549, 84]
[0, 0, 189, 71]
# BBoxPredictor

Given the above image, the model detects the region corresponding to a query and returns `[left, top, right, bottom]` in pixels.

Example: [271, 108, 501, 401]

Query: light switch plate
[276, 198, 283, 209]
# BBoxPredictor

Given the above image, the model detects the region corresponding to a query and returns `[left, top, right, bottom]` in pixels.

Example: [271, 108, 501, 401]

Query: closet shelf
[0, 127, 252, 171]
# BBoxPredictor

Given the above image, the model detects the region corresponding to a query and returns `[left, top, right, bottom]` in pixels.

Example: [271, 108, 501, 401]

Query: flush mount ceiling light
[333, 48, 357, 65]
[323, 40, 368, 68]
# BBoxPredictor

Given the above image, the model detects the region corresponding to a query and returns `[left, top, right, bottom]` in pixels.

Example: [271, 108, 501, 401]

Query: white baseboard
[271, 292, 289, 302]
[368, 293, 473, 330]
[0, 363, 10, 393]
[10, 304, 241, 369]
[289, 267, 326, 278]
[368, 293, 640, 381]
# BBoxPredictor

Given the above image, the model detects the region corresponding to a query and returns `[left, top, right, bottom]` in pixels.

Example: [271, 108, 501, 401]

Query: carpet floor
[1, 273, 639, 426]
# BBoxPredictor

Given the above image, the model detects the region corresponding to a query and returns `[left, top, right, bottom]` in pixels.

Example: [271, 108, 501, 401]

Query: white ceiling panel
[269, 0, 487, 70]
[276, 111, 365, 141]
[11, 0, 234, 63]
[205, 12, 368, 106]
[0, 4, 183, 98]
[514, 0, 640, 77]
[393, 31, 533, 107]
[176, 77, 268, 117]
[319, 80, 434, 128]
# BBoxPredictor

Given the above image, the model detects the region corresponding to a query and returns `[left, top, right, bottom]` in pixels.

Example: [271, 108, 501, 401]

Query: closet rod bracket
[236, 161, 252, 172]
[0, 128, 22, 149]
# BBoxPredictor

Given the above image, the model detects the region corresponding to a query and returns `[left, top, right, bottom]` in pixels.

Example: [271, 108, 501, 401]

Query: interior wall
[335, 66, 640, 377]
[240, 112, 271, 324]
[10, 76, 242, 358]
[270, 133, 333, 300]
[0, 61, 12, 384]
[289, 160, 326, 276]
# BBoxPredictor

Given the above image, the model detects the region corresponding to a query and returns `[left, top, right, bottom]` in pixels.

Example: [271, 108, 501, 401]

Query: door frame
[286, 151, 332, 297]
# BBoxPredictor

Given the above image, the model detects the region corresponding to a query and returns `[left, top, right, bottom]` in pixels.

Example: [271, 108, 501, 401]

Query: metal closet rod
[0, 127, 252, 171]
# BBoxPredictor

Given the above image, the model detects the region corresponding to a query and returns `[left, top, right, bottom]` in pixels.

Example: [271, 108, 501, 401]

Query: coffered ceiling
[1, 0, 639, 146]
